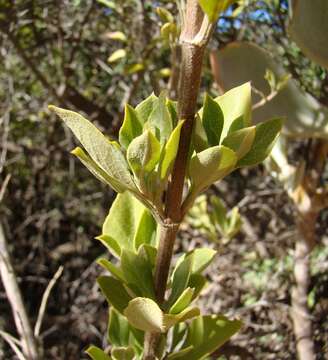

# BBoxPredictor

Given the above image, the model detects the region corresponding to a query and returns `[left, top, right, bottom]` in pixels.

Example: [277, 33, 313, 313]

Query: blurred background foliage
[0, 0, 327, 359]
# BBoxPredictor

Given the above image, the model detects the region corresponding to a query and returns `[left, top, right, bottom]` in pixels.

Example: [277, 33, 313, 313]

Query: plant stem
[143, 1, 214, 358]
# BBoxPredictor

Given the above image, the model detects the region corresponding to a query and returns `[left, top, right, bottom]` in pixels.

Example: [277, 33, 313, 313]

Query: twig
[0, 330, 26, 360]
[34, 266, 64, 338]
[0, 223, 40, 360]
[0, 173, 11, 203]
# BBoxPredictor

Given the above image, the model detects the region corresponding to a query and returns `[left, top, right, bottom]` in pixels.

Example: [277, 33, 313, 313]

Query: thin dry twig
[34, 265, 64, 338]
[0, 330, 26, 360]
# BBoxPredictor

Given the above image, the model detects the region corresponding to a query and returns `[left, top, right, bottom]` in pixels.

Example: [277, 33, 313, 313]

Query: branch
[0, 223, 40, 360]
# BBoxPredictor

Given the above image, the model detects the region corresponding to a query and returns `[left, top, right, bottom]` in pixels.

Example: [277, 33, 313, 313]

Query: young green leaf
[167, 253, 193, 309]
[86, 346, 112, 360]
[71, 147, 126, 193]
[97, 258, 125, 282]
[188, 274, 207, 300]
[127, 130, 161, 178]
[160, 120, 184, 180]
[169, 287, 195, 314]
[202, 94, 224, 146]
[237, 118, 282, 167]
[148, 92, 173, 145]
[96, 234, 121, 258]
[119, 104, 143, 149]
[49, 106, 136, 191]
[120, 248, 155, 299]
[111, 346, 135, 360]
[167, 346, 193, 360]
[134, 211, 157, 250]
[189, 145, 237, 195]
[135, 93, 158, 125]
[193, 114, 209, 152]
[97, 276, 132, 314]
[124, 297, 164, 333]
[108, 308, 130, 347]
[214, 82, 252, 140]
[222, 126, 256, 159]
[198, 0, 236, 22]
[163, 307, 200, 330]
[191, 248, 217, 274]
[179, 315, 243, 360]
[101, 192, 148, 252]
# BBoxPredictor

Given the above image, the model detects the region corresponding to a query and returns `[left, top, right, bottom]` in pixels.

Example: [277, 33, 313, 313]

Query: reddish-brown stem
[143, 1, 214, 358]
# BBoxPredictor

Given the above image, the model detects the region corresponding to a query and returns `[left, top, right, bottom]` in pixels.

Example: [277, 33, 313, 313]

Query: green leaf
[214, 82, 252, 140]
[119, 104, 143, 149]
[237, 118, 282, 167]
[171, 323, 188, 351]
[96, 234, 121, 258]
[210, 196, 227, 230]
[124, 297, 164, 333]
[97, 258, 125, 282]
[101, 192, 148, 253]
[188, 274, 207, 300]
[111, 347, 135, 360]
[169, 287, 195, 314]
[86, 346, 112, 360]
[191, 248, 217, 274]
[108, 49, 127, 63]
[97, 276, 132, 314]
[135, 93, 158, 126]
[189, 145, 237, 194]
[198, 0, 236, 22]
[163, 307, 200, 330]
[180, 315, 242, 360]
[49, 106, 136, 191]
[167, 346, 194, 360]
[167, 254, 193, 309]
[222, 126, 256, 159]
[127, 130, 161, 178]
[202, 94, 224, 146]
[148, 92, 173, 145]
[108, 308, 130, 347]
[121, 248, 155, 298]
[193, 115, 209, 152]
[71, 147, 126, 193]
[134, 211, 157, 250]
[160, 120, 184, 180]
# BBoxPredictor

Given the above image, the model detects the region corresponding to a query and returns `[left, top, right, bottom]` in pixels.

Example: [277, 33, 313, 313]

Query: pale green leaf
[163, 307, 200, 330]
[111, 347, 135, 360]
[160, 120, 184, 180]
[71, 147, 126, 193]
[189, 145, 237, 194]
[49, 106, 136, 191]
[125, 63, 145, 75]
[120, 248, 155, 298]
[167, 346, 194, 360]
[127, 130, 161, 177]
[202, 94, 223, 146]
[188, 274, 207, 300]
[222, 126, 256, 159]
[108, 49, 127, 63]
[135, 93, 158, 126]
[179, 315, 243, 360]
[169, 287, 195, 314]
[86, 346, 112, 360]
[119, 104, 143, 149]
[108, 308, 130, 347]
[134, 211, 157, 250]
[198, 0, 236, 22]
[124, 297, 164, 333]
[97, 276, 132, 314]
[167, 254, 193, 309]
[237, 118, 282, 167]
[191, 248, 217, 274]
[97, 258, 125, 282]
[214, 82, 252, 140]
[96, 234, 121, 258]
[101, 192, 148, 252]
[148, 93, 173, 145]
